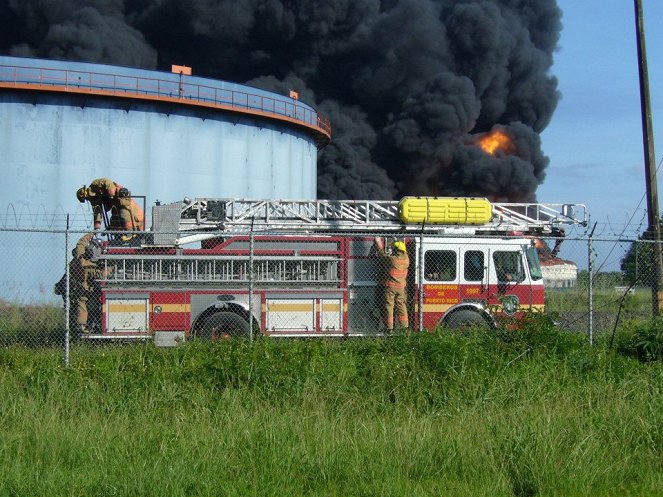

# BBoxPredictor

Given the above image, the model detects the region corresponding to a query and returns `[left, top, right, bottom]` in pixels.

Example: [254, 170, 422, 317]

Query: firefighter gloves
[76, 187, 88, 203]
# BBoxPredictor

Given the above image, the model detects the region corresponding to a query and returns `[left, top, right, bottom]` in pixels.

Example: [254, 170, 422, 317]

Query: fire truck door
[421, 249, 461, 327]
[459, 249, 489, 303]
[489, 250, 532, 310]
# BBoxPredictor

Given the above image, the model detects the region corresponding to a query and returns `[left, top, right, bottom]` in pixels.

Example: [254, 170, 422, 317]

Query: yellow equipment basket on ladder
[398, 197, 493, 225]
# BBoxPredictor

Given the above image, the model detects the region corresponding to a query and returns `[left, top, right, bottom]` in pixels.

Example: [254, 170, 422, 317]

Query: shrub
[614, 317, 663, 362]
[491, 312, 586, 358]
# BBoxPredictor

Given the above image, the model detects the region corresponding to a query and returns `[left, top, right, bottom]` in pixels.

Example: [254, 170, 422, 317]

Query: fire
[477, 130, 515, 156]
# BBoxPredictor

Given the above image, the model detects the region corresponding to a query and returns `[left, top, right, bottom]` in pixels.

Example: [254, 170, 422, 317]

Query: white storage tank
[0, 56, 330, 301]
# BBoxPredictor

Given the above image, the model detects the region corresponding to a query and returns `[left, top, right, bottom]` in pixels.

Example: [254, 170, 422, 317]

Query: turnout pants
[382, 286, 409, 331]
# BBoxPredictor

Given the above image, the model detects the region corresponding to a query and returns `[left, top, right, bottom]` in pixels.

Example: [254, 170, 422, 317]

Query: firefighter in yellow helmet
[374, 237, 410, 332]
[77, 178, 145, 237]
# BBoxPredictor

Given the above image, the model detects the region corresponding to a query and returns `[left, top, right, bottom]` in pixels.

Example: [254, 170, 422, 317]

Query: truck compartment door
[105, 295, 149, 334]
[320, 298, 342, 332]
[265, 297, 344, 333]
[266, 298, 315, 332]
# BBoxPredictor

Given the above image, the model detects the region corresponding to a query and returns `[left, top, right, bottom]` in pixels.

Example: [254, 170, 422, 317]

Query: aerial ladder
[100, 196, 589, 287]
[148, 196, 589, 247]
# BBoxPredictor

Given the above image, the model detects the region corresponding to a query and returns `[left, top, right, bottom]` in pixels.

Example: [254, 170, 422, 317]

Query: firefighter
[68, 233, 114, 334]
[76, 178, 145, 238]
[374, 237, 410, 332]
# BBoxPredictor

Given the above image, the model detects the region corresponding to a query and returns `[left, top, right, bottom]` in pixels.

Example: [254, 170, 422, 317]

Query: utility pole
[634, 0, 663, 316]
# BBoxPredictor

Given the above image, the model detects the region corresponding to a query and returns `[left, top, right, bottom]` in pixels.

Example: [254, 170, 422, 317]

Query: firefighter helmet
[76, 187, 87, 203]
[86, 237, 101, 260]
[392, 241, 406, 253]
[84, 244, 97, 260]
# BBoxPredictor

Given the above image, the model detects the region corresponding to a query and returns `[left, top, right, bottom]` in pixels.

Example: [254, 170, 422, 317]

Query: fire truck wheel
[198, 312, 250, 339]
[443, 309, 489, 330]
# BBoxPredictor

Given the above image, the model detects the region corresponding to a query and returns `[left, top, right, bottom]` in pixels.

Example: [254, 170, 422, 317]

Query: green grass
[0, 328, 661, 496]
[545, 287, 654, 334]
[546, 286, 651, 312]
[0, 301, 63, 347]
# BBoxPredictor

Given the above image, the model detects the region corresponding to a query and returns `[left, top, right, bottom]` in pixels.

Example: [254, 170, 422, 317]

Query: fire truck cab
[89, 197, 587, 343]
[416, 236, 543, 329]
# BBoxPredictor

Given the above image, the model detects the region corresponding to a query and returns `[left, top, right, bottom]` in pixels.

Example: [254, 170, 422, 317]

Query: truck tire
[443, 309, 490, 330]
[197, 312, 250, 339]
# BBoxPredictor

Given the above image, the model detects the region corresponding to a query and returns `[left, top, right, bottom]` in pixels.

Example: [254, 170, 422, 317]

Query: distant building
[541, 259, 578, 288]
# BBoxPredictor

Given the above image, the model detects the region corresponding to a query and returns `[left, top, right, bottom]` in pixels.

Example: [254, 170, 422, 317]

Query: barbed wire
[0, 203, 93, 229]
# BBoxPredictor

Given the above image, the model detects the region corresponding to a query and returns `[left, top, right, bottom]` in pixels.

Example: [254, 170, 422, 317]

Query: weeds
[0, 301, 63, 347]
[1, 314, 662, 495]
[613, 317, 663, 362]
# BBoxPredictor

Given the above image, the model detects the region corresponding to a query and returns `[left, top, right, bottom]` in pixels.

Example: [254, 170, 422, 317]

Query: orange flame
[477, 130, 515, 156]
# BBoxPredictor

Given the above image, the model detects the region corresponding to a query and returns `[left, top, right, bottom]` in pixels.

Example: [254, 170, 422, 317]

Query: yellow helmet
[76, 187, 87, 203]
[393, 241, 406, 253]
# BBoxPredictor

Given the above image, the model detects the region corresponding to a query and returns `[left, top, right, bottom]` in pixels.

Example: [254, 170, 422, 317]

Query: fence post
[248, 224, 254, 341]
[64, 217, 71, 366]
[418, 231, 424, 332]
[587, 224, 597, 346]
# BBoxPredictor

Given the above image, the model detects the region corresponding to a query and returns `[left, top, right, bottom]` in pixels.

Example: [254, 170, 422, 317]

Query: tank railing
[0, 63, 331, 140]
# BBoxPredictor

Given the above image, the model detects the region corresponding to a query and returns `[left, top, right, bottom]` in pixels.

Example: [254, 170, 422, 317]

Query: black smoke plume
[0, 0, 562, 201]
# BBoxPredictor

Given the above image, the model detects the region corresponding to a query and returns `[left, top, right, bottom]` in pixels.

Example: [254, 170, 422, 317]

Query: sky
[539, 0, 663, 251]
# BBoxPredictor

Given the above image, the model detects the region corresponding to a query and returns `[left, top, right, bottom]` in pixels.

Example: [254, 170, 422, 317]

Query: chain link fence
[0, 225, 661, 364]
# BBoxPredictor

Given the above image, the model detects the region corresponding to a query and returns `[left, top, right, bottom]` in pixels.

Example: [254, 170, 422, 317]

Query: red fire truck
[87, 197, 587, 344]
